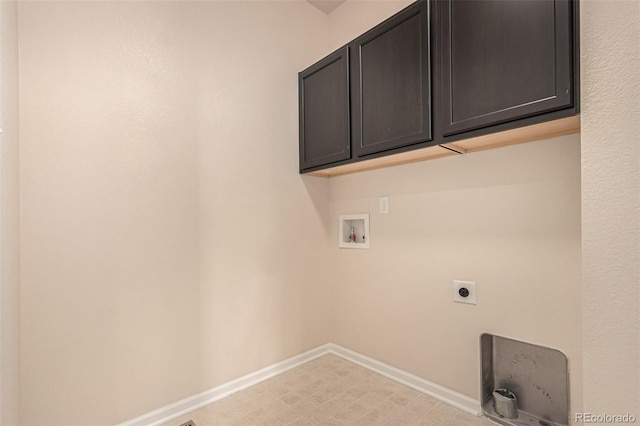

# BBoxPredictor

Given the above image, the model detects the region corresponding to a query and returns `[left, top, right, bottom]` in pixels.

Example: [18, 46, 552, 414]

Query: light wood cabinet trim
[443, 115, 580, 154]
[305, 115, 580, 178]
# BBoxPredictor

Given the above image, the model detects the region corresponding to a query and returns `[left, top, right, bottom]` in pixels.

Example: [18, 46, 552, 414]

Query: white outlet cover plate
[379, 196, 390, 214]
[453, 280, 476, 304]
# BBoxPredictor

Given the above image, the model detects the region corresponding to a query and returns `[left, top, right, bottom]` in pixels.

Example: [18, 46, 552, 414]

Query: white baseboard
[119, 343, 480, 426]
[327, 344, 480, 416]
[118, 343, 332, 426]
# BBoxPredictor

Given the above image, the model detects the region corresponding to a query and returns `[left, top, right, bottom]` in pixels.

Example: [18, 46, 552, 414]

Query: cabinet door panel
[299, 47, 350, 170]
[352, 0, 431, 157]
[439, 0, 574, 136]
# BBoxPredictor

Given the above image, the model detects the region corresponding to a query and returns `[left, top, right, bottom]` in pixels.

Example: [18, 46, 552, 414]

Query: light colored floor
[165, 354, 495, 426]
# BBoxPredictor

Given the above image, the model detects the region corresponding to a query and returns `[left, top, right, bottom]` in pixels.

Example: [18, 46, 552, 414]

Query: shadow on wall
[328, 134, 581, 202]
[302, 175, 332, 232]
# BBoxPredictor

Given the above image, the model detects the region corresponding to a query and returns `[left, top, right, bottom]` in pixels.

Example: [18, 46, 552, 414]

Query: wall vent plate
[453, 280, 476, 304]
[480, 334, 569, 426]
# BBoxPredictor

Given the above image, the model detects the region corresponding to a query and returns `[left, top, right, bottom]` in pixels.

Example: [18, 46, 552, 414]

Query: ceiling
[306, 0, 346, 15]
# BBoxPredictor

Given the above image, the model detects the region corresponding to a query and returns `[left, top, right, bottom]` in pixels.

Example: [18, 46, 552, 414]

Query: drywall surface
[328, 137, 583, 411]
[326, 0, 582, 413]
[0, 0, 21, 424]
[327, 0, 411, 50]
[581, 0, 640, 419]
[18, 1, 330, 424]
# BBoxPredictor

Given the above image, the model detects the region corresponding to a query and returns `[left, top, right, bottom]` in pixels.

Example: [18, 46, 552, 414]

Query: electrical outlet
[379, 196, 390, 214]
[453, 280, 476, 304]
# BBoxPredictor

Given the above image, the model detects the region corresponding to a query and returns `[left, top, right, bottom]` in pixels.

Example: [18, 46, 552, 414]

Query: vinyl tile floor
[164, 354, 495, 426]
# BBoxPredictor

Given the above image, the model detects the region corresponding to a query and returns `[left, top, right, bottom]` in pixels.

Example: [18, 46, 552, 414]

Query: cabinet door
[299, 47, 350, 171]
[438, 0, 574, 136]
[351, 0, 431, 158]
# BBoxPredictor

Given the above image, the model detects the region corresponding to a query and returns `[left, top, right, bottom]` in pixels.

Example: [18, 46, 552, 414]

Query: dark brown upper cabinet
[298, 0, 579, 176]
[351, 0, 431, 157]
[436, 0, 575, 136]
[299, 47, 351, 170]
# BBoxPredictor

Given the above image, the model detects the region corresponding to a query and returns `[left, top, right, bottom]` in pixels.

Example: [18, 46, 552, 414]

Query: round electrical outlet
[453, 280, 476, 304]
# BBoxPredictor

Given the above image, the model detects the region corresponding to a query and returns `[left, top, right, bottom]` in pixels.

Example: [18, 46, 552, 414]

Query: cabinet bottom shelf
[304, 115, 580, 178]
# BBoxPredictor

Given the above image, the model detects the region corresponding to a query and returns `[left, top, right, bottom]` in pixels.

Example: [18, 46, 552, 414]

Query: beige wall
[0, 0, 21, 424]
[18, 1, 330, 424]
[327, 0, 640, 421]
[328, 0, 411, 49]
[15, 0, 640, 424]
[328, 137, 582, 408]
[327, 0, 582, 413]
[581, 0, 640, 418]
